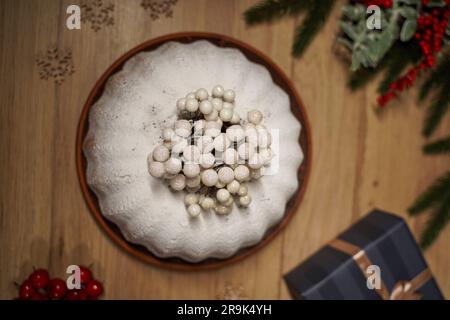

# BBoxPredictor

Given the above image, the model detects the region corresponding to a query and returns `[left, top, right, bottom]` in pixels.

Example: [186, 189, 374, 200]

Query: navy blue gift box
[284, 209, 444, 300]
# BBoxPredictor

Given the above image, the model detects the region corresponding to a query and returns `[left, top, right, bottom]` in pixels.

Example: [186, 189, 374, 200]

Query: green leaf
[400, 19, 417, 41]
[342, 4, 365, 21]
[340, 21, 358, 41]
[425, 0, 447, 8]
[399, 7, 419, 20]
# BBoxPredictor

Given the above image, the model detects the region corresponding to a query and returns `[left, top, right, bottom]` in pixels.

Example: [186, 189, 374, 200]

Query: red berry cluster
[377, 2, 450, 107]
[363, 0, 393, 8]
[16, 267, 103, 300]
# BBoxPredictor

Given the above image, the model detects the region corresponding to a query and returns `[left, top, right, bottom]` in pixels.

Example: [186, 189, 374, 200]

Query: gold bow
[329, 239, 432, 300]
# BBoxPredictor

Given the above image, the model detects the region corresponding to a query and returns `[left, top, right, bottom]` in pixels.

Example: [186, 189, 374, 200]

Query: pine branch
[244, 0, 311, 26]
[377, 44, 422, 94]
[348, 66, 385, 91]
[420, 193, 450, 249]
[422, 81, 450, 137]
[292, 0, 336, 57]
[408, 171, 450, 215]
[423, 136, 450, 154]
[348, 42, 421, 91]
[419, 54, 450, 101]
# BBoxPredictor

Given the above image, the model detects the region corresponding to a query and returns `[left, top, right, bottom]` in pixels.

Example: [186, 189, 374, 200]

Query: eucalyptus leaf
[399, 6, 419, 20]
[425, 0, 446, 7]
[398, 0, 420, 5]
[340, 21, 358, 41]
[400, 19, 418, 41]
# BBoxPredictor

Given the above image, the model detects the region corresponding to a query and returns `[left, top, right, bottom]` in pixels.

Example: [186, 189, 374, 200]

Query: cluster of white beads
[147, 86, 273, 217]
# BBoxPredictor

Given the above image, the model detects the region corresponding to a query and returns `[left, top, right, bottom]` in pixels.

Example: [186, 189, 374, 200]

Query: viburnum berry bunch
[377, 0, 450, 107]
[147, 85, 273, 217]
[15, 266, 103, 300]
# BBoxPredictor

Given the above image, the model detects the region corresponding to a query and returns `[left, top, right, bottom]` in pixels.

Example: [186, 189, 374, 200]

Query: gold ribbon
[329, 239, 432, 300]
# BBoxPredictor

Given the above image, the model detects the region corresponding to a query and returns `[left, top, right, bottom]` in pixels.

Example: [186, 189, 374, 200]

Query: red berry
[65, 290, 81, 300]
[85, 280, 103, 299]
[30, 291, 48, 300]
[48, 278, 67, 300]
[78, 290, 88, 300]
[19, 280, 36, 300]
[79, 266, 92, 284]
[29, 269, 50, 289]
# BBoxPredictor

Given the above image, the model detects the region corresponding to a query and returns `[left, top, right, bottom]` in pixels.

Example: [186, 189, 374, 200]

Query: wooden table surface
[1, 0, 449, 299]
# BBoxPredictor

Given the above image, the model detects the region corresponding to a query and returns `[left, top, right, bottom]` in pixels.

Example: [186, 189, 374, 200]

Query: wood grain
[0, 0, 448, 299]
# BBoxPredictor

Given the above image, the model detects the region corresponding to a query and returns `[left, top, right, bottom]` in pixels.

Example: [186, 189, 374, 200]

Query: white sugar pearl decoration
[185, 98, 199, 112]
[217, 189, 231, 203]
[183, 163, 200, 178]
[186, 185, 201, 193]
[187, 204, 201, 217]
[248, 109, 263, 125]
[172, 139, 188, 154]
[163, 141, 172, 149]
[238, 184, 248, 196]
[204, 121, 221, 137]
[186, 175, 201, 188]
[148, 161, 165, 178]
[170, 174, 185, 191]
[215, 205, 232, 215]
[200, 197, 215, 210]
[226, 125, 245, 142]
[165, 157, 182, 174]
[204, 109, 218, 121]
[248, 153, 263, 169]
[175, 120, 191, 138]
[195, 88, 209, 101]
[152, 145, 170, 162]
[176, 98, 186, 112]
[250, 168, 262, 180]
[215, 181, 226, 188]
[259, 148, 273, 165]
[213, 133, 230, 152]
[238, 194, 252, 207]
[186, 92, 196, 100]
[163, 128, 175, 141]
[257, 129, 272, 148]
[185, 193, 199, 206]
[238, 142, 255, 160]
[230, 112, 241, 124]
[222, 102, 234, 110]
[223, 148, 239, 165]
[199, 100, 213, 115]
[183, 145, 201, 162]
[212, 85, 224, 98]
[227, 180, 240, 194]
[218, 166, 235, 184]
[196, 135, 214, 153]
[224, 196, 234, 207]
[211, 98, 223, 111]
[199, 153, 215, 169]
[223, 89, 235, 102]
[234, 165, 250, 182]
[245, 127, 259, 145]
[201, 169, 218, 187]
[193, 120, 206, 133]
[219, 108, 233, 122]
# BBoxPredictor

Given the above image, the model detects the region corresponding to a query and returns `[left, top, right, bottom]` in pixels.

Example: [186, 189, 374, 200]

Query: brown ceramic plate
[76, 32, 312, 271]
